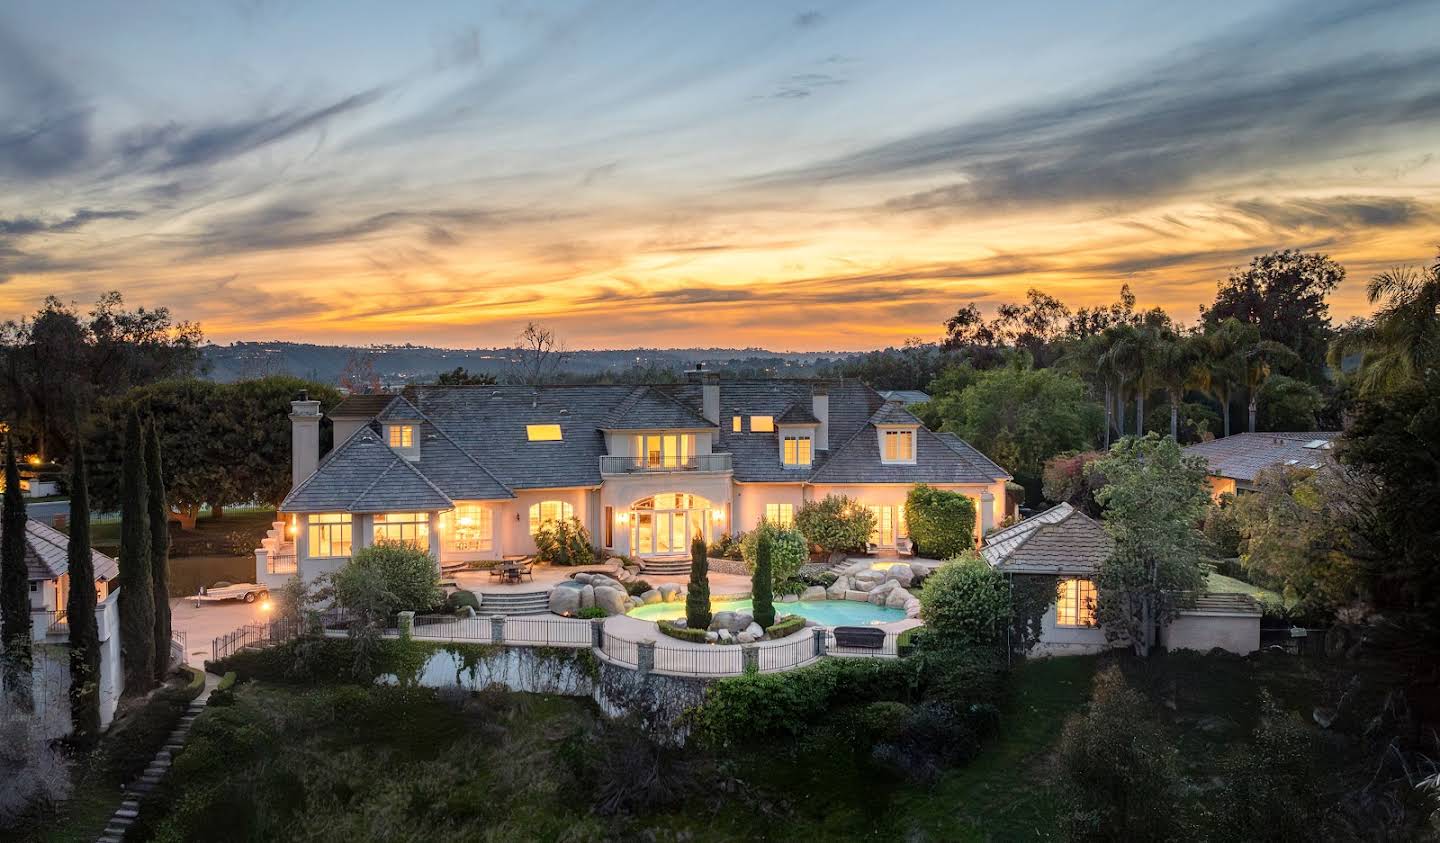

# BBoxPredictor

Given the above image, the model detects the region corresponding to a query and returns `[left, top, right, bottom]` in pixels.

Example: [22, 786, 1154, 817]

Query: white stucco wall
[732, 482, 807, 532]
[2, 588, 122, 740]
[1030, 603, 1115, 657]
[1160, 613, 1260, 655]
[498, 488, 596, 557]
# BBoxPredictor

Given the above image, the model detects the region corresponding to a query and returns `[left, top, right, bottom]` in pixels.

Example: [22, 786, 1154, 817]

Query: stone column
[980, 491, 996, 534]
[637, 639, 656, 674]
[590, 617, 606, 650]
[397, 611, 415, 640]
[812, 626, 828, 658]
[490, 615, 506, 644]
[742, 643, 759, 674]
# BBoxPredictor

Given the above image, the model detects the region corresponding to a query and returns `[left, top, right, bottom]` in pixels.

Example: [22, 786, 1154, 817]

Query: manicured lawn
[1206, 571, 1283, 604]
[891, 655, 1098, 841]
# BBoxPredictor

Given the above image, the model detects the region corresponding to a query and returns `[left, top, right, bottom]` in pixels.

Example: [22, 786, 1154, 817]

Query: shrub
[751, 531, 775, 629]
[794, 494, 875, 555]
[685, 537, 711, 630]
[658, 620, 707, 643]
[1056, 665, 1187, 841]
[331, 540, 442, 617]
[623, 579, 653, 597]
[576, 606, 608, 620]
[446, 590, 481, 613]
[909, 644, 1007, 707]
[764, 615, 805, 639]
[1203, 493, 1243, 559]
[741, 520, 807, 584]
[98, 679, 194, 782]
[533, 517, 595, 566]
[0, 698, 71, 824]
[919, 552, 1011, 646]
[1209, 692, 1328, 842]
[905, 484, 977, 558]
[871, 699, 997, 783]
[710, 532, 744, 560]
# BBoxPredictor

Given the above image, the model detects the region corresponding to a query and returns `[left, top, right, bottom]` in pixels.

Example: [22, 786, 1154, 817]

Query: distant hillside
[201, 342, 852, 387]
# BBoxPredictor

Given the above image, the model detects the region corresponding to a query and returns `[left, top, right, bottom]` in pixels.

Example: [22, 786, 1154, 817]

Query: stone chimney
[702, 372, 721, 425]
[290, 392, 322, 489]
[812, 385, 829, 450]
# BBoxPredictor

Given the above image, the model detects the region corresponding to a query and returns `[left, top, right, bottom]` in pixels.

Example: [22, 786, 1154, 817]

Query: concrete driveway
[169, 597, 272, 667]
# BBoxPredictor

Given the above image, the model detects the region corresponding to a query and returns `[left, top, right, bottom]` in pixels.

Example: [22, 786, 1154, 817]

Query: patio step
[638, 558, 692, 576]
[475, 591, 551, 616]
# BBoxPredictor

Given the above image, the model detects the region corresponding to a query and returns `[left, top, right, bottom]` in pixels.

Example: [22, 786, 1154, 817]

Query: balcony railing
[599, 453, 733, 474]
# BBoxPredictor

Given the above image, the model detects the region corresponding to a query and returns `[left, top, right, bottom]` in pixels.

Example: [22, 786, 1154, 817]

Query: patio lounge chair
[833, 626, 886, 649]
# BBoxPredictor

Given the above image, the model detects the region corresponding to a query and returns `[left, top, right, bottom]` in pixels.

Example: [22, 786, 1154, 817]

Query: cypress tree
[66, 436, 101, 743]
[118, 409, 155, 694]
[1, 441, 33, 710]
[752, 531, 775, 629]
[146, 422, 171, 681]
[685, 536, 711, 630]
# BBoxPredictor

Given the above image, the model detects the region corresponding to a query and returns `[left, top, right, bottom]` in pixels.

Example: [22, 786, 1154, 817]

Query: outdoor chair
[833, 626, 887, 649]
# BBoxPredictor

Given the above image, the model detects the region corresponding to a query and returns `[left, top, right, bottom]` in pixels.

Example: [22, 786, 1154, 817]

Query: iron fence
[650, 642, 745, 676]
[502, 616, 591, 647]
[412, 614, 493, 642]
[828, 631, 900, 658]
[755, 636, 821, 673]
[601, 635, 640, 668]
[210, 619, 304, 662]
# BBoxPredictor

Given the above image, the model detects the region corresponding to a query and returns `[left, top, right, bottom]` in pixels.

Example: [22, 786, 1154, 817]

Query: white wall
[1030, 603, 1115, 657]
[1160, 613, 1260, 655]
[498, 489, 595, 557]
[732, 482, 806, 532]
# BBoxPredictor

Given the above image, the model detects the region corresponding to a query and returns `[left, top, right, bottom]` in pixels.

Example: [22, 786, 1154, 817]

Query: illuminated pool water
[627, 598, 905, 626]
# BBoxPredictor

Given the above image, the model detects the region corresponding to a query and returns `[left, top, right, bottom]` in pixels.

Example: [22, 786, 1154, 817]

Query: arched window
[529, 500, 574, 534]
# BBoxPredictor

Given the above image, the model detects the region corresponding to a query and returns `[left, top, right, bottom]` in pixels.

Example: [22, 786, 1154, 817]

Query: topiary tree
[532, 517, 594, 566]
[741, 520, 808, 585]
[905, 484, 978, 558]
[65, 433, 101, 744]
[0, 441, 32, 711]
[117, 410, 155, 695]
[686, 536, 711, 630]
[331, 539, 443, 618]
[752, 531, 775, 628]
[918, 551, 1011, 647]
[794, 495, 876, 558]
[146, 422, 171, 681]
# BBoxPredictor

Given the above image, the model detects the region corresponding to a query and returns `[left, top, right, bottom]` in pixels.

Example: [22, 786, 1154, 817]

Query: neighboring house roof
[329, 394, 397, 418]
[981, 503, 1113, 575]
[1182, 432, 1341, 482]
[600, 386, 715, 430]
[6, 519, 120, 583]
[1179, 592, 1262, 617]
[879, 390, 931, 405]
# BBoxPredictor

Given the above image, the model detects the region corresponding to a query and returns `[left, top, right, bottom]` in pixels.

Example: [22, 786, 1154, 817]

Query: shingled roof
[329, 394, 397, 418]
[868, 400, 922, 426]
[981, 503, 1113, 575]
[281, 427, 456, 512]
[1182, 432, 1340, 482]
[600, 386, 715, 430]
[4, 519, 120, 583]
[776, 403, 820, 425]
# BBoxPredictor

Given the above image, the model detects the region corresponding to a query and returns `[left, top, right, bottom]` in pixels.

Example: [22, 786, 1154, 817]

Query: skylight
[1302, 439, 1330, 449]
[526, 424, 562, 441]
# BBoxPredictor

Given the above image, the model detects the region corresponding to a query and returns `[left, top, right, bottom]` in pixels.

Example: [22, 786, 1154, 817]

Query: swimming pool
[627, 597, 905, 626]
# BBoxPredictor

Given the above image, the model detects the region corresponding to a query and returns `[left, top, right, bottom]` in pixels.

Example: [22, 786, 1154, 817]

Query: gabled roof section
[375, 395, 425, 422]
[600, 386, 714, 430]
[7, 519, 120, 582]
[935, 432, 1011, 481]
[808, 424, 1004, 484]
[280, 427, 454, 513]
[328, 394, 397, 419]
[981, 503, 1113, 575]
[413, 426, 513, 500]
[776, 403, 820, 425]
[869, 401, 922, 426]
[1182, 432, 1341, 482]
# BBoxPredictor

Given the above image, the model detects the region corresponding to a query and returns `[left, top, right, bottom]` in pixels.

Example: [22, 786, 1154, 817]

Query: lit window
[527, 424, 563, 441]
[731, 416, 742, 432]
[882, 429, 914, 462]
[441, 504, 492, 553]
[750, 416, 774, 433]
[782, 435, 812, 467]
[764, 503, 794, 528]
[388, 425, 414, 448]
[1056, 578, 1097, 627]
[630, 433, 694, 468]
[307, 513, 352, 558]
[374, 512, 430, 551]
[529, 500, 574, 534]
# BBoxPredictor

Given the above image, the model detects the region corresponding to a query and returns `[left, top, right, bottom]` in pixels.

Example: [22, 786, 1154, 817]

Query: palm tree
[1329, 254, 1440, 394]
[1098, 324, 1140, 439]
[1195, 319, 1251, 438]
[1152, 333, 1203, 440]
[1243, 340, 1299, 433]
[1057, 331, 1120, 447]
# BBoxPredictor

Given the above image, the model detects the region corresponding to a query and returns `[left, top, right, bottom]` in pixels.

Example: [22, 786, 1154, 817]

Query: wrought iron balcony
[599, 453, 733, 474]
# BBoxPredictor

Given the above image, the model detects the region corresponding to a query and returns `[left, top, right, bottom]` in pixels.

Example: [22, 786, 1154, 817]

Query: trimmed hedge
[905, 484, 977, 559]
[98, 671, 201, 783]
[764, 615, 805, 639]
[576, 606, 608, 620]
[657, 620, 707, 643]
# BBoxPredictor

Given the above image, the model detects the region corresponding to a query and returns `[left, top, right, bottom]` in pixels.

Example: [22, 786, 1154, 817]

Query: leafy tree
[794, 495, 875, 557]
[532, 517, 594, 566]
[1241, 336, 1300, 434]
[434, 366, 497, 385]
[330, 540, 442, 617]
[65, 435, 101, 744]
[904, 484, 977, 558]
[685, 537, 711, 630]
[1089, 434, 1211, 656]
[1057, 666, 1186, 840]
[1211, 693, 1328, 842]
[941, 362, 1103, 489]
[918, 552, 1011, 646]
[146, 423, 172, 681]
[751, 532, 775, 629]
[1329, 251, 1440, 396]
[117, 409, 155, 694]
[1041, 451, 1106, 515]
[1203, 494, 1243, 560]
[1, 443, 31, 710]
[741, 520, 808, 585]
[1205, 249, 1344, 381]
[225, 376, 344, 507]
[1256, 375, 1322, 432]
[821, 340, 962, 390]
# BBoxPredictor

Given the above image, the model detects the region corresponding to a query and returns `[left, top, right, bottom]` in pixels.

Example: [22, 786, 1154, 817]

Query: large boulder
[705, 630, 719, 642]
[869, 580, 899, 605]
[744, 622, 764, 639]
[718, 629, 734, 644]
[780, 594, 799, 603]
[854, 569, 886, 586]
[826, 577, 849, 600]
[590, 574, 625, 592]
[658, 583, 683, 602]
[844, 590, 870, 602]
[710, 611, 738, 632]
[573, 572, 594, 584]
[800, 585, 827, 602]
[737, 632, 757, 644]
[580, 584, 595, 610]
[640, 589, 663, 605]
[904, 597, 921, 618]
[887, 564, 914, 588]
[594, 586, 627, 615]
[735, 613, 754, 631]
[548, 587, 581, 616]
[885, 586, 913, 610]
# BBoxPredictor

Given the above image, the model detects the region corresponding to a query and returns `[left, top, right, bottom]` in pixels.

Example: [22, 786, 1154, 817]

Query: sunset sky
[2, 0, 1438, 350]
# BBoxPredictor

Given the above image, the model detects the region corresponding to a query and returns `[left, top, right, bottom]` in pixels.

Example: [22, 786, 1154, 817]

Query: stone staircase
[253, 519, 296, 576]
[475, 590, 551, 617]
[637, 556, 691, 576]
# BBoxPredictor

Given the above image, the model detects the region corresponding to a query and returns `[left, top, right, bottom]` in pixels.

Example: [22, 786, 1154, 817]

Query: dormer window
[527, 424, 563, 441]
[782, 434, 812, 467]
[388, 425, 414, 448]
[881, 428, 915, 463]
[750, 416, 774, 433]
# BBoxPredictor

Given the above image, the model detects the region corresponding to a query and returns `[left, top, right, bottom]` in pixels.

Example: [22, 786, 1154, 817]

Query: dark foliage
[0, 443, 31, 710]
[751, 532, 775, 629]
[65, 438, 101, 743]
[146, 422, 171, 681]
[685, 536, 711, 630]
[118, 409, 155, 694]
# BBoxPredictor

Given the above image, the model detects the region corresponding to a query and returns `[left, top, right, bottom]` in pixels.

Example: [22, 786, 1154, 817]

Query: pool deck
[451, 564, 752, 596]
